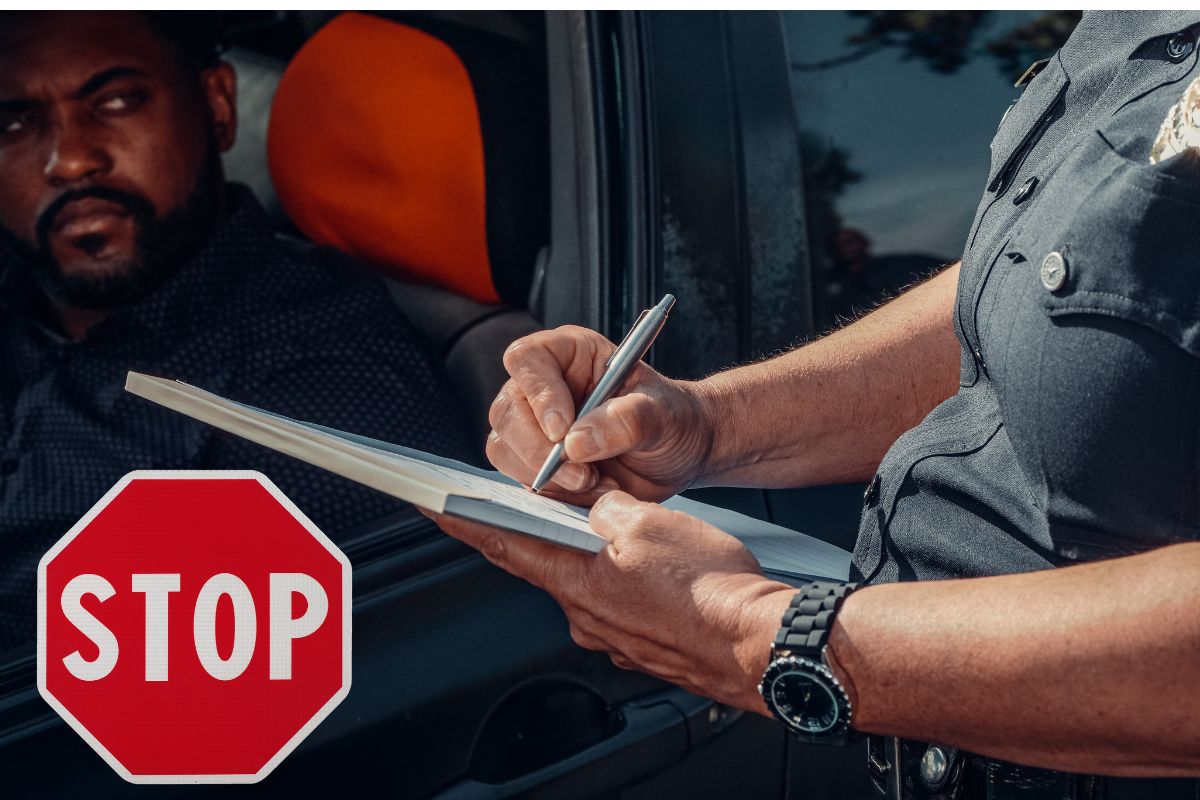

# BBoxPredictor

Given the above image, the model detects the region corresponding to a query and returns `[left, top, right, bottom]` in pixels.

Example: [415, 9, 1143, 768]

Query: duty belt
[867, 736, 1200, 800]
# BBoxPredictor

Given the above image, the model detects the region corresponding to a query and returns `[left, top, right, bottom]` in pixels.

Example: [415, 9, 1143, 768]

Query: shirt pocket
[1005, 128, 1200, 552]
[1033, 129, 1200, 356]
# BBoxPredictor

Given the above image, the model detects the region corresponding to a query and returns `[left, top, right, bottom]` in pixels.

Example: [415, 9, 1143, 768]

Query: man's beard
[0, 144, 223, 312]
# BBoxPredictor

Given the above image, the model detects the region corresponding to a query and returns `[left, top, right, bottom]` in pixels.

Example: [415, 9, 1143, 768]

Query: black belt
[867, 736, 1199, 800]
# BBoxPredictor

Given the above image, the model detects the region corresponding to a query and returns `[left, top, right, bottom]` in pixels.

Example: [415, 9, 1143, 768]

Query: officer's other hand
[427, 492, 794, 715]
[488, 325, 714, 504]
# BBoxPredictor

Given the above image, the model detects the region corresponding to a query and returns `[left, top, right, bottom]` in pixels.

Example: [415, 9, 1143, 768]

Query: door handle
[436, 688, 739, 800]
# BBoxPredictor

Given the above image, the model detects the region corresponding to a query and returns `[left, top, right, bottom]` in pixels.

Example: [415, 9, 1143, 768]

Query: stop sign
[37, 471, 351, 784]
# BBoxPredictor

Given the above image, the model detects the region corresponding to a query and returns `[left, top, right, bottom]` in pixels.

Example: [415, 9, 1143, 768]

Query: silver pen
[530, 293, 677, 493]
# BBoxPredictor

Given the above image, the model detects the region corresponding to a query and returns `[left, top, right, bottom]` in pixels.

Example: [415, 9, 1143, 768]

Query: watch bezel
[759, 653, 853, 739]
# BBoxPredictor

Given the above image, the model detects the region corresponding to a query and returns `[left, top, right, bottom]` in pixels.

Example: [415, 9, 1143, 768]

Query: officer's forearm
[825, 542, 1200, 776]
[695, 262, 962, 488]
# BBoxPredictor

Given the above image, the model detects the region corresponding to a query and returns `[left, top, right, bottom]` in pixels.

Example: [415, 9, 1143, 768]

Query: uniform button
[1012, 176, 1038, 204]
[1040, 251, 1068, 292]
[1166, 33, 1196, 62]
[0, 458, 17, 476]
[863, 474, 880, 507]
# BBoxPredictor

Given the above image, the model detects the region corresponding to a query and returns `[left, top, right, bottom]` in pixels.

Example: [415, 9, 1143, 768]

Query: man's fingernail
[559, 462, 589, 490]
[566, 427, 602, 459]
[544, 409, 568, 441]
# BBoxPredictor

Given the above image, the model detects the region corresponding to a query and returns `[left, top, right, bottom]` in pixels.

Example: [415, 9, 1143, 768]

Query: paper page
[240, 402, 597, 535]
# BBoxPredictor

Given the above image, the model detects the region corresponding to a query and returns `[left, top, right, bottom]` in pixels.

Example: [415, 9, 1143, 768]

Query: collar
[1063, 11, 1200, 70]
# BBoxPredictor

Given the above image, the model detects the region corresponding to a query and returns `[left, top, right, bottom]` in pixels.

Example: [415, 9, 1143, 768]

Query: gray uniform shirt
[853, 11, 1200, 584]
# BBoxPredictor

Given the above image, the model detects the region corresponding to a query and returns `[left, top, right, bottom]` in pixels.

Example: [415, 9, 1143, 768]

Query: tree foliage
[792, 11, 1082, 78]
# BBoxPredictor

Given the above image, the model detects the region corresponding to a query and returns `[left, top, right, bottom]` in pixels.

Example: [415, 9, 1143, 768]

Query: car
[0, 10, 1069, 797]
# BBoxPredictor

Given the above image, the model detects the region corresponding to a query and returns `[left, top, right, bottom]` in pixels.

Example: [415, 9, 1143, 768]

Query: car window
[782, 10, 1080, 332]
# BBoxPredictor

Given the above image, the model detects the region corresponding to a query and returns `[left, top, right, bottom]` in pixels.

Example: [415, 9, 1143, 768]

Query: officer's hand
[427, 491, 794, 714]
[489, 325, 714, 504]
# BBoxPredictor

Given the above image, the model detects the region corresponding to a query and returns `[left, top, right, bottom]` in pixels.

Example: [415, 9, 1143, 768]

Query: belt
[867, 736, 1200, 800]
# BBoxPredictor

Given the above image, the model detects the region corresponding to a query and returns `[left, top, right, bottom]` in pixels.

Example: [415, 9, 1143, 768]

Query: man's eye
[0, 112, 35, 137]
[97, 91, 145, 114]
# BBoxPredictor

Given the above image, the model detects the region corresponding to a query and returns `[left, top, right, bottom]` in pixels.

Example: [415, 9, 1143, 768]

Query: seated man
[0, 11, 475, 650]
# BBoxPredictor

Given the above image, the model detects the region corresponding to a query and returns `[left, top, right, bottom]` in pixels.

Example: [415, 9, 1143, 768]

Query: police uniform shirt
[0, 186, 475, 652]
[853, 11, 1200, 585]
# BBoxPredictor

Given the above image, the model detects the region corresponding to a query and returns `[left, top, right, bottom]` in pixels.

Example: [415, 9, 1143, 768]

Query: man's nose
[43, 118, 113, 186]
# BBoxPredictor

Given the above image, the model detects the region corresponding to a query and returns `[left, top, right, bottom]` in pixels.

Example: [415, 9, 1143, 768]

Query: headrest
[268, 13, 499, 304]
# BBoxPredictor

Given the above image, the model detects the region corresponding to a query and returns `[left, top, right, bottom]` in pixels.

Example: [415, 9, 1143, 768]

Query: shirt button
[1166, 32, 1196, 62]
[863, 474, 880, 507]
[1012, 176, 1038, 205]
[1040, 251, 1069, 292]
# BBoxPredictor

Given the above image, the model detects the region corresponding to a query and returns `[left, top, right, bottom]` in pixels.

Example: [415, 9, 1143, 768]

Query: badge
[1150, 75, 1200, 163]
[1014, 58, 1050, 89]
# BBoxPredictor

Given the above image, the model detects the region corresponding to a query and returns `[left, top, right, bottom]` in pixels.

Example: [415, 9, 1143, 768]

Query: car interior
[222, 10, 551, 456]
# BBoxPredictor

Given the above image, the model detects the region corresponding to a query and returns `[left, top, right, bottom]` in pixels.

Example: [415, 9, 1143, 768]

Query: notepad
[125, 371, 850, 581]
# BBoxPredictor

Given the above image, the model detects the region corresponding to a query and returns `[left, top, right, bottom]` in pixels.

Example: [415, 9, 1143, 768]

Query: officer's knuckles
[501, 337, 542, 374]
[589, 491, 645, 531]
[567, 624, 600, 651]
[589, 492, 673, 546]
[484, 432, 532, 480]
[610, 655, 635, 671]
[487, 380, 516, 428]
[555, 323, 606, 352]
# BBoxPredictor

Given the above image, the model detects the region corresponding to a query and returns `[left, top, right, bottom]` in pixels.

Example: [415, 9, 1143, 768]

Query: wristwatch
[759, 580, 858, 745]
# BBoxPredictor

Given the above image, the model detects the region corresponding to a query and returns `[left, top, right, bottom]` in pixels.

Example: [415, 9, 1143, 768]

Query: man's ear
[201, 61, 238, 153]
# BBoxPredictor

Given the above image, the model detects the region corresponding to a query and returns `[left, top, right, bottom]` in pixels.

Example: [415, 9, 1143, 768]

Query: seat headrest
[268, 12, 499, 304]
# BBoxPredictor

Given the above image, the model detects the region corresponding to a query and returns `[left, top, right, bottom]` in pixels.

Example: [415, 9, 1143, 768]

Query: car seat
[223, 12, 548, 454]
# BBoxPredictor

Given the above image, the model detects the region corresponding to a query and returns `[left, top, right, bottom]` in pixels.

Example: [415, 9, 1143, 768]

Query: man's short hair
[143, 11, 224, 72]
[1, 12, 224, 73]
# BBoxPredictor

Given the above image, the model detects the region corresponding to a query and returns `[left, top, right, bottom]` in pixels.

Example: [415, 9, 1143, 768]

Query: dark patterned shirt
[0, 186, 474, 651]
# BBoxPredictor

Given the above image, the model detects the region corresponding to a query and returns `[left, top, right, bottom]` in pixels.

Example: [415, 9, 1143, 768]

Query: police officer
[432, 11, 1200, 798]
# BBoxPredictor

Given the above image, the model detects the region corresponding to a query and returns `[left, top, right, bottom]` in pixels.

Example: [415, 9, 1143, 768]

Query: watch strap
[774, 580, 858, 657]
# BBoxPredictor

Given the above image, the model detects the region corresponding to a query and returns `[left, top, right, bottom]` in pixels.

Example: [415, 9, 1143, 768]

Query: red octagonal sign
[37, 472, 351, 783]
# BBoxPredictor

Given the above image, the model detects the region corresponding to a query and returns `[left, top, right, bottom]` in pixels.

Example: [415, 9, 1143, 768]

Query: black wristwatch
[759, 581, 859, 745]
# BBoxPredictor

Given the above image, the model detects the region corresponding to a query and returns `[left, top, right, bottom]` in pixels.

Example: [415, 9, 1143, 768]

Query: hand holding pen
[486, 293, 717, 504]
[532, 294, 676, 492]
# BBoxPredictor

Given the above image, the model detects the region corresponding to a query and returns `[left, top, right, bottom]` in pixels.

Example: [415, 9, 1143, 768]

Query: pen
[530, 293, 677, 493]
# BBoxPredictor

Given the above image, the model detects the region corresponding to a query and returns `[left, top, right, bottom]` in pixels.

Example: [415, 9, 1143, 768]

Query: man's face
[0, 12, 236, 310]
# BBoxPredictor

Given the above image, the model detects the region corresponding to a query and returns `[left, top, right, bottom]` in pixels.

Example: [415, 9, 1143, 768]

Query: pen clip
[606, 309, 651, 368]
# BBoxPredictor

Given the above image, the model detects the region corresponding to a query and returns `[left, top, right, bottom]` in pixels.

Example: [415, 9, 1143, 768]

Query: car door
[579, 11, 878, 797]
[0, 11, 786, 799]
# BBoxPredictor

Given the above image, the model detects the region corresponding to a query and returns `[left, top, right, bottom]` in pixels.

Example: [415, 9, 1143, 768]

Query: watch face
[765, 659, 843, 735]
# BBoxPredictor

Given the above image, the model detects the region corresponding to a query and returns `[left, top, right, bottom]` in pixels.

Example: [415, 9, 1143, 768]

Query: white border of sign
[37, 470, 353, 784]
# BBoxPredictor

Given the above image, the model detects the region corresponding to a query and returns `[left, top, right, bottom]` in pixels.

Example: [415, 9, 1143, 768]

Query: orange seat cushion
[268, 12, 499, 304]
